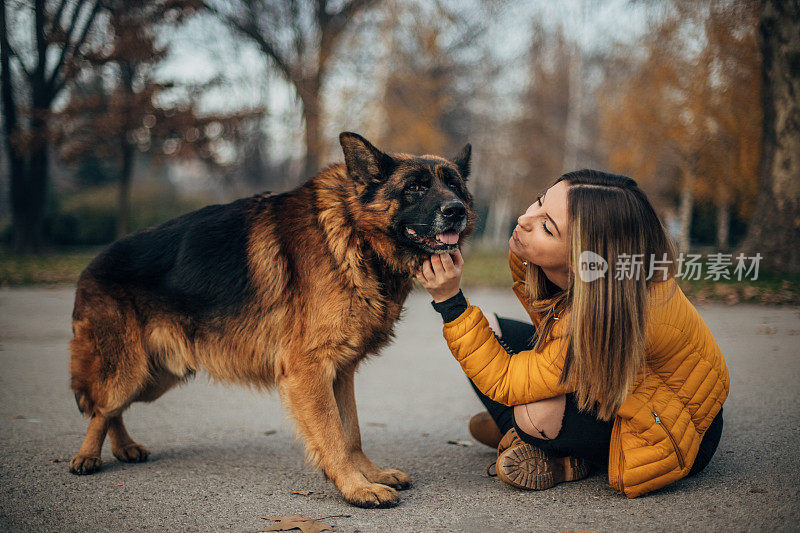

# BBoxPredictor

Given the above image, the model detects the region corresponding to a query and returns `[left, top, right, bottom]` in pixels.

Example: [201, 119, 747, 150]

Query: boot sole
[496, 444, 591, 490]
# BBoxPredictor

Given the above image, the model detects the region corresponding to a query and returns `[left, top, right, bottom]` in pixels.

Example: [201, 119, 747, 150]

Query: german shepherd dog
[68, 132, 474, 508]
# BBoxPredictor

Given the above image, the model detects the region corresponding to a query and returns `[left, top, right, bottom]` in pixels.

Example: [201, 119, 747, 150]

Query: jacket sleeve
[442, 304, 574, 406]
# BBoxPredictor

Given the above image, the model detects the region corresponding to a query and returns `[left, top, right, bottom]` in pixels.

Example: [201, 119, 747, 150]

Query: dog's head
[339, 132, 475, 257]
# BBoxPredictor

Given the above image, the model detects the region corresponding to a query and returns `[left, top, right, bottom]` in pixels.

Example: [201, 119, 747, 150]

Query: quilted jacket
[442, 250, 729, 498]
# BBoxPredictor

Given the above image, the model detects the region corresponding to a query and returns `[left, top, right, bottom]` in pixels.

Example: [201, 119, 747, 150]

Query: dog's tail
[73, 390, 94, 419]
[69, 318, 98, 420]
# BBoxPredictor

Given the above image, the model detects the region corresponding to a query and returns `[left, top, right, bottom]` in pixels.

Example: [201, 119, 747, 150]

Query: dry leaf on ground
[757, 326, 777, 334]
[447, 440, 473, 447]
[259, 514, 350, 533]
[290, 490, 314, 496]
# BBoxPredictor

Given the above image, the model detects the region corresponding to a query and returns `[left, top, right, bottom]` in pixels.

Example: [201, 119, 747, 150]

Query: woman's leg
[512, 393, 614, 469]
[687, 407, 724, 477]
[467, 315, 538, 434]
[468, 315, 613, 469]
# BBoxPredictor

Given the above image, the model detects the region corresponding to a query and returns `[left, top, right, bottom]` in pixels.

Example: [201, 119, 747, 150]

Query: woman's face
[509, 180, 570, 273]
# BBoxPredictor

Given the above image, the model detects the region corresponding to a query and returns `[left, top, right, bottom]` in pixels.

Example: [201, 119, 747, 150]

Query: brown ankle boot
[496, 442, 592, 490]
[496, 427, 523, 457]
[468, 411, 503, 449]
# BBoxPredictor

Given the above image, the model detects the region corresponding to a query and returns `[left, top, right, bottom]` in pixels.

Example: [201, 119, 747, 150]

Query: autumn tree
[372, 1, 479, 156]
[687, 1, 761, 251]
[482, 23, 571, 248]
[56, 0, 209, 238]
[1, 0, 103, 253]
[736, 0, 800, 273]
[598, 1, 761, 254]
[204, 0, 381, 179]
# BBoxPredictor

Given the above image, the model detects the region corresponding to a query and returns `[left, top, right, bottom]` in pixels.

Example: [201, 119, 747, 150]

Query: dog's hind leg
[69, 414, 110, 474]
[107, 370, 181, 464]
[279, 358, 400, 508]
[333, 364, 411, 490]
[108, 414, 150, 463]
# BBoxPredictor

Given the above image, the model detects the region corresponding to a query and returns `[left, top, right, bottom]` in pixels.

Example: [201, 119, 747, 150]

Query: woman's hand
[415, 250, 464, 303]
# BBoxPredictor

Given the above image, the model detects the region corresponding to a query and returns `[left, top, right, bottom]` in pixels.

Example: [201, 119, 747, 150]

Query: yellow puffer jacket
[442, 251, 729, 498]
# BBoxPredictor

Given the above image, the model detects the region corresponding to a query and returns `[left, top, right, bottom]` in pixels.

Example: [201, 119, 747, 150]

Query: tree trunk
[299, 76, 323, 179]
[716, 186, 730, 252]
[483, 194, 512, 250]
[116, 63, 135, 239]
[562, 43, 583, 173]
[12, 0, 51, 253]
[736, 0, 800, 273]
[0, 0, 27, 249]
[677, 168, 695, 254]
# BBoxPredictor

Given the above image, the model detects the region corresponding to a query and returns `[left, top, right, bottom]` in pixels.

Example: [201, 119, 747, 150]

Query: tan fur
[65, 160, 469, 507]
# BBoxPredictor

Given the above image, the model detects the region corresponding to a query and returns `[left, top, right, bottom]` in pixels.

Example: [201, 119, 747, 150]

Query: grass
[0, 247, 100, 286]
[2, 245, 798, 306]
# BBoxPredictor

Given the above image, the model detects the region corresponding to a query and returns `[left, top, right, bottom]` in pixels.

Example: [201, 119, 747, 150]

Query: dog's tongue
[437, 232, 459, 245]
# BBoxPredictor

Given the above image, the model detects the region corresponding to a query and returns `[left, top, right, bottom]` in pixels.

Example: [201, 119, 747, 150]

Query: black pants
[469, 316, 724, 476]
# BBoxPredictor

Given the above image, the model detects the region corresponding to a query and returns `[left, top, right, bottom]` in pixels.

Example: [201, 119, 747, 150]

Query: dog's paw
[69, 454, 102, 475]
[343, 482, 400, 508]
[112, 443, 150, 463]
[366, 468, 412, 490]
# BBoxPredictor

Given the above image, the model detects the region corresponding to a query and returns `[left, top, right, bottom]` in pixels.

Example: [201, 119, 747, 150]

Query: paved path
[1, 287, 798, 532]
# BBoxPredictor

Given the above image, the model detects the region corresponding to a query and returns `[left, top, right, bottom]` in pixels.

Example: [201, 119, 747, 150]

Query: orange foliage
[598, 1, 761, 216]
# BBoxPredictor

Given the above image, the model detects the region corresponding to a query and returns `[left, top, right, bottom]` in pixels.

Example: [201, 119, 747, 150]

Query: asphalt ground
[1, 287, 798, 532]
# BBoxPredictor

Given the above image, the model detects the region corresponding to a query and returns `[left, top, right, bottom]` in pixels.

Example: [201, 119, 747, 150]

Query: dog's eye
[407, 183, 426, 193]
[447, 181, 460, 190]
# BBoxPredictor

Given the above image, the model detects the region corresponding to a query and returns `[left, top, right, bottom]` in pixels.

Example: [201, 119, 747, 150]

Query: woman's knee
[513, 395, 566, 440]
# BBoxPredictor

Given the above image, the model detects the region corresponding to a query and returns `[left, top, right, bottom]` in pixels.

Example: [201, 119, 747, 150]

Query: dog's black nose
[440, 200, 466, 220]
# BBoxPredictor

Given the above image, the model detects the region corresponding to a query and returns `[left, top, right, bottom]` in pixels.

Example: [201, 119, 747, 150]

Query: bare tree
[205, 0, 380, 179]
[1, 0, 103, 252]
[737, 0, 800, 273]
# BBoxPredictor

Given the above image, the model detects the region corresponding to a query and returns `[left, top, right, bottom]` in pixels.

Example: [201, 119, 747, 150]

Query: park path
[1, 287, 798, 532]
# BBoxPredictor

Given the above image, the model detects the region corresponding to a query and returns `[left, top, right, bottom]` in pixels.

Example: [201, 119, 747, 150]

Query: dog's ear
[451, 143, 471, 180]
[339, 132, 396, 187]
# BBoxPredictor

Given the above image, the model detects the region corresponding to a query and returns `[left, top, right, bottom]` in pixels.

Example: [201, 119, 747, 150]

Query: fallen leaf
[259, 514, 349, 533]
[264, 430, 277, 436]
[420, 433, 430, 437]
[11, 414, 25, 419]
[51, 458, 65, 463]
[757, 326, 777, 334]
[290, 490, 314, 496]
[366, 422, 386, 427]
[749, 487, 767, 494]
[447, 440, 473, 447]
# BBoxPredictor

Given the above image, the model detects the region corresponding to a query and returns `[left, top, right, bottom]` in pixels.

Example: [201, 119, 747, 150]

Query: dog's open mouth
[406, 227, 460, 251]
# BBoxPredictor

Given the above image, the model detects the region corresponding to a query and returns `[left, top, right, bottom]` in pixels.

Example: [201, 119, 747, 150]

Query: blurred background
[1, 0, 797, 302]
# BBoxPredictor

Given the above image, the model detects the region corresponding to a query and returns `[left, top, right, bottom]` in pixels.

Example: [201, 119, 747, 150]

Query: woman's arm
[442, 305, 574, 406]
[416, 251, 573, 406]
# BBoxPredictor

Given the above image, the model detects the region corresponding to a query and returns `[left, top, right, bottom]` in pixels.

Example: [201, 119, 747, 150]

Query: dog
[68, 132, 474, 508]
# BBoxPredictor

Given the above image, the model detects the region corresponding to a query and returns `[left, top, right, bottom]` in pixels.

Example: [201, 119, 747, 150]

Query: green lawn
[2, 246, 798, 305]
[0, 247, 100, 286]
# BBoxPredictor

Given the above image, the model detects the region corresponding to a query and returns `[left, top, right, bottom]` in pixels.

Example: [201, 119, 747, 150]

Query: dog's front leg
[279, 358, 400, 508]
[333, 364, 411, 490]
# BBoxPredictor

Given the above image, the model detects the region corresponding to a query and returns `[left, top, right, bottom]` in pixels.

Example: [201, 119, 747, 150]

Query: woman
[416, 170, 728, 498]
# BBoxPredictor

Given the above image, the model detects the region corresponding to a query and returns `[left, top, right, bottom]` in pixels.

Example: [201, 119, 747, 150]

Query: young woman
[416, 170, 729, 498]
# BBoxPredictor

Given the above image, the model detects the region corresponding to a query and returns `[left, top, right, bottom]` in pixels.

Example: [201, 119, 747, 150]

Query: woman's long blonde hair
[525, 170, 677, 421]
